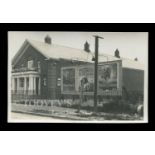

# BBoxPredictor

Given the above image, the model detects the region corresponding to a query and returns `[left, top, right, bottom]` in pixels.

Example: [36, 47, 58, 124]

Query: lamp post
[93, 35, 104, 113]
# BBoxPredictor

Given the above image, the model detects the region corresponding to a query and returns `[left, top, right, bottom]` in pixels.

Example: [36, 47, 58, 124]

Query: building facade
[11, 35, 144, 102]
[11, 36, 93, 101]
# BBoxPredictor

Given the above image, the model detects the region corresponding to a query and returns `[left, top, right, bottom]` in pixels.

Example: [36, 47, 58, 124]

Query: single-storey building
[11, 35, 144, 101]
[11, 36, 93, 100]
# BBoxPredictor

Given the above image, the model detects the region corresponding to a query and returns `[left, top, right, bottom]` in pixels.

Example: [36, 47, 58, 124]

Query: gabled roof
[29, 39, 94, 62]
[12, 39, 94, 66]
[99, 54, 144, 70]
[12, 39, 144, 71]
[121, 58, 144, 70]
[99, 53, 120, 62]
[12, 40, 30, 66]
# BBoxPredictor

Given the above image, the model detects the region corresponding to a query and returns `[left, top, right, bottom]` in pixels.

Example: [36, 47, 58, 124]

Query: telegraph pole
[93, 35, 103, 113]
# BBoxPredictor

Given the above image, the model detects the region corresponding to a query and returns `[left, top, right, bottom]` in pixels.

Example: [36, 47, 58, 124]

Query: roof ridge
[121, 57, 144, 64]
[26, 39, 144, 65]
[99, 53, 143, 64]
[27, 39, 93, 55]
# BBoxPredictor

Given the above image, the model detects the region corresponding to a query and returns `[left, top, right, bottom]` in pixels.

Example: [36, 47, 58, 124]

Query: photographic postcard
[8, 31, 148, 123]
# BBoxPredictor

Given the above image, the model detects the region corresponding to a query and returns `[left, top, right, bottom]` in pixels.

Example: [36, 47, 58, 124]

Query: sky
[8, 31, 148, 64]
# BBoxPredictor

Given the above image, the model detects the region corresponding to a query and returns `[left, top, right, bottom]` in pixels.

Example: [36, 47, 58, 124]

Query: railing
[11, 90, 41, 101]
[12, 67, 39, 73]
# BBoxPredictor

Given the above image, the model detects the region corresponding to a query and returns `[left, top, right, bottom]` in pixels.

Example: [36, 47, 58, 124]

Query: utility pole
[93, 35, 104, 113]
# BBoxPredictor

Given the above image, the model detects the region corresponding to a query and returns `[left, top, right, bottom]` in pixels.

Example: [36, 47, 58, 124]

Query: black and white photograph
[8, 31, 148, 123]
[1, 0, 155, 154]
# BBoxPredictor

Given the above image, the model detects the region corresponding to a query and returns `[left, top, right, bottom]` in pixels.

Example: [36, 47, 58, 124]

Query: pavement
[10, 103, 142, 122]
[11, 103, 90, 121]
[11, 112, 72, 122]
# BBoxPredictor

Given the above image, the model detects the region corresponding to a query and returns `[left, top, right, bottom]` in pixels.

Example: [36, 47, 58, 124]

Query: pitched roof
[28, 39, 93, 62]
[12, 39, 145, 71]
[99, 53, 120, 62]
[121, 58, 144, 70]
[99, 54, 144, 70]
[31, 38, 145, 70]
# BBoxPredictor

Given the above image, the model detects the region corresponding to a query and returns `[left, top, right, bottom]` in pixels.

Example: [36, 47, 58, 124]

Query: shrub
[99, 100, 137, 114]
[137, 104, 143, 116]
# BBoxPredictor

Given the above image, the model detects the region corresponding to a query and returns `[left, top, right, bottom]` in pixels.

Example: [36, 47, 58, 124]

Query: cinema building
[11, 36, 93, 100]
[11, 36, 144, 101]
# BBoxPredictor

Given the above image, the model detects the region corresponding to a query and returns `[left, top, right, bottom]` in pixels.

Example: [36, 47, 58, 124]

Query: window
[28, 60, 34, 69]
[19, 78, 24, 87]
[43, 78, 46, 86]
[57, 78, 61, 86]
[38, 61, 40, 69]
[38, 61, 41, 72]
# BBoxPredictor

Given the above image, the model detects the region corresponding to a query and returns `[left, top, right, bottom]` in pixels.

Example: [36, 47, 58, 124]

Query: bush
[137, 104, 143, 116]
[99, 100, 137, 114]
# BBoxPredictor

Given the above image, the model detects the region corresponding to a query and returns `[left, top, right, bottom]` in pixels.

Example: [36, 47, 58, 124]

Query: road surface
[10, 112, 72, 123]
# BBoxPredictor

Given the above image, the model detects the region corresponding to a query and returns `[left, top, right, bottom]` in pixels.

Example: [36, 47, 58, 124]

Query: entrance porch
[11, 71, 41, 101]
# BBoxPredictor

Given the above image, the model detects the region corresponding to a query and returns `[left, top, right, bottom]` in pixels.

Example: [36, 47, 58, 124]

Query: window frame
[28, 60, 34, 69]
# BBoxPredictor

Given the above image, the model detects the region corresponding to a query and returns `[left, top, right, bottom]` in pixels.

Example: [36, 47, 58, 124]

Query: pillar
[33, 77, 36, 95]
[11, 77, 15, 92]
[17, 78, 20, 94]
[29, 76, 33, 95]
[38, 77, 41, 95]
[24, 77, 27, 94]
[26, 77, 29, 94]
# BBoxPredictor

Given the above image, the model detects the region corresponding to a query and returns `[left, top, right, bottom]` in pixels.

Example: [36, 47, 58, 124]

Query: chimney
[84, 41, 90, 53]
[114, 49, 120, 58]
[134, 57, 138, 61]
[45, 35, 52, 44]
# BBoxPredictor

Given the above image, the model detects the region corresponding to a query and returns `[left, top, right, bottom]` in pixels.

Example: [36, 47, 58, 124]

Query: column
[29, 76, 33, 95]
[75, 67, 79, 92]
[38, 77, 41, 95]
[26, 77, 29, 94]
[33, 77, 36, 95]
[117, 62, 119, 89]
[11, 77, 15, 92]
[17, 78, 20, 94]
[24, 77, 27, 94]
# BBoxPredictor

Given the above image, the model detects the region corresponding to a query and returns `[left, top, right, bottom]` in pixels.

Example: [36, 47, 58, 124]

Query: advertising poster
[61, 61, 120, 95]
[78, 63, 118, 93]
[78, 67, 94, 92]
[98, 63, 118, 91]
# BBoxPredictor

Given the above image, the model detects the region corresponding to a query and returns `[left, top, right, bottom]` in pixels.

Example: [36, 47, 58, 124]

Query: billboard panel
[78, 67, 94, 92]
[98, 63, 118, 91]
[61, 60, 122, 96]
